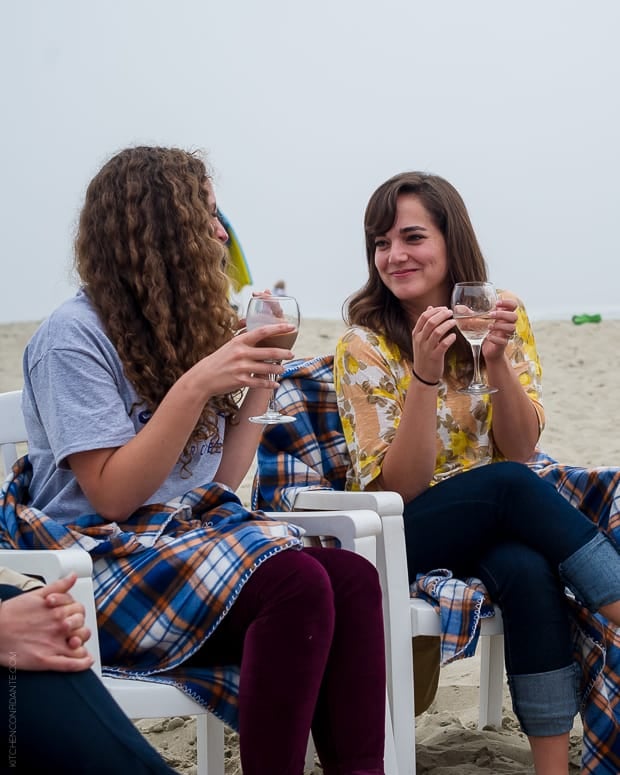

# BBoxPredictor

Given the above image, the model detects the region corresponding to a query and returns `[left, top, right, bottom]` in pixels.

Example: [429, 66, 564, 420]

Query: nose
[214, 216, 229, 244]
[389, 242, 409, 262]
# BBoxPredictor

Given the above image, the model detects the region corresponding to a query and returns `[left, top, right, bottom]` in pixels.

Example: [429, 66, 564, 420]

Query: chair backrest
[252, 355, 350, 510]
[0, 390, 26, 474]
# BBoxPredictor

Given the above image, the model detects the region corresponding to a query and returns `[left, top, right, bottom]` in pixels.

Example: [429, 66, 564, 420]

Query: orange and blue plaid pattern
[253, 355, 620, 772]
[0, 457, 303, 730]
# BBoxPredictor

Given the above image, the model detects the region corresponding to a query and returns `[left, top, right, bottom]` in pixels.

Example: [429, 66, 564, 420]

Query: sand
[2, 314, 619, 774]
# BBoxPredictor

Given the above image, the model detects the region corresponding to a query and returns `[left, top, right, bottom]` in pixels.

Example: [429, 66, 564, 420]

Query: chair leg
[384, 691, 401, 775]
[196, 714, 225, 774]
[304, 735, 315, 772]
[478, 634, 505, 729]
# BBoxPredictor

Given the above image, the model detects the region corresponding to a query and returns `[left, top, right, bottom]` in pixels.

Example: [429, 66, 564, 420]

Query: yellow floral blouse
[334, 291, 544, 492]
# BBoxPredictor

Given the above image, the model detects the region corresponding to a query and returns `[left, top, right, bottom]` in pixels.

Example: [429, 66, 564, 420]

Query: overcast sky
[2, 0, 619, 325]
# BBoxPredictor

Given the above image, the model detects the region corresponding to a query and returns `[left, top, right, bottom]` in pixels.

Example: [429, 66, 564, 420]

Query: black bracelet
[412, 367, 441, 387]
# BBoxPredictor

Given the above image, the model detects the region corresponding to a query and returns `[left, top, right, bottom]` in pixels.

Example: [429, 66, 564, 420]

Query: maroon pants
[192, 546, 386, 775]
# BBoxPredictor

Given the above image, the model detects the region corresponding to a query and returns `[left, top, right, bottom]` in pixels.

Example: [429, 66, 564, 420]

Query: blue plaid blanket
[252, 355, 620, 773]
[0, 457, 303, 730]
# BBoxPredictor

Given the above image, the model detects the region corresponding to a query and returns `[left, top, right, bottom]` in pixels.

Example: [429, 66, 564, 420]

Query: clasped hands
[0, 572, 94, 671]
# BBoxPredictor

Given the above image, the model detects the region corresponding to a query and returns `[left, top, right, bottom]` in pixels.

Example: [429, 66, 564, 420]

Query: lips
[390, 268, 419, 277]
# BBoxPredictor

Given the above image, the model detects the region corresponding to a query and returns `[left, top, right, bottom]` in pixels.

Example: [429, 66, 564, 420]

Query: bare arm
[213, 386, 274, 491]
[379, 306, 457, 502]
[67, 324, 295, 522]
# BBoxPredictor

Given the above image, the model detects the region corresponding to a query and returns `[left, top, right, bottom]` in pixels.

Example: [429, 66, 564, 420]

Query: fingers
[414, 306, 457, 349]
[67, 626, 91, 650]
[242, 322, 296, 346]
[42, 573, 78, 602]
[44, 591, 81, 609]
[60, 610, 86, 635]
[45, 653, 95, 672]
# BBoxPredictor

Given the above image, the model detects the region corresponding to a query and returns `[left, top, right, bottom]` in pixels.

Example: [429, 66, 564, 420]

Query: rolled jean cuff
[508, 663, 580, 737]
[559, 532, 620, 610]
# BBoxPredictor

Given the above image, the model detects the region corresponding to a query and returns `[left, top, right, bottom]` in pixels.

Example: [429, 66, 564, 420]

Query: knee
[302, 548, 383, 613]
[492, 460, 540, 492]
[330, 550, 383, 607]
[258, 548, 336, 614]
[480, 543, 558, 603]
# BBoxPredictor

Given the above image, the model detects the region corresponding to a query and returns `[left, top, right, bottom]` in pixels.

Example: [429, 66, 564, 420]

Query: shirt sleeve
[334, 327, 409, 490]
[26, 336, 137, 469]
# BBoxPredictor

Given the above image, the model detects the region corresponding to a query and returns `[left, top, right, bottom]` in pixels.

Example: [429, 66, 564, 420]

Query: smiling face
[373, 194, 451, 319]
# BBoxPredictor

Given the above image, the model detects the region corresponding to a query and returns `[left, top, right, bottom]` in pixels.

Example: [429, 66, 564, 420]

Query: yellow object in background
[218, 210, 253, 292]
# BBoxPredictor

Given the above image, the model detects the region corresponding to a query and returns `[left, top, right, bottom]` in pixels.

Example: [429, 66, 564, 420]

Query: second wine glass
[245, 295, 300, 424]
[451, 281, 499, 395]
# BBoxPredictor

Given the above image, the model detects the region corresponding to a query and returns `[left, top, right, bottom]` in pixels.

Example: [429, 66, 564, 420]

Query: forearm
[487, 356, 540, 460]
[213, 387, 272, 490]
[379, 381, 438, 502]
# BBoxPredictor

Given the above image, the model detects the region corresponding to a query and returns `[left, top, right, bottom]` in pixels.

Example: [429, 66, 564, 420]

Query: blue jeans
[403, 461, 620, 735]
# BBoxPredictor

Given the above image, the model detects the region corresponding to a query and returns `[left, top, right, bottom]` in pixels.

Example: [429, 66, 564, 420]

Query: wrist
[411, 367, 441, 387]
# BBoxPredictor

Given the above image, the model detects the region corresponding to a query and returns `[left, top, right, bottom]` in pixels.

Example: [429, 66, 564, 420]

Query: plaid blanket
[252, 355, 620, 773]
[0, 457, 303, 730]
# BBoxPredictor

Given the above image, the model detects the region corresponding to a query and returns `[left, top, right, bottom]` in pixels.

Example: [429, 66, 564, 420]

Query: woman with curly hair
[15, 146, 386, 775]
[334, 170, 620, 775]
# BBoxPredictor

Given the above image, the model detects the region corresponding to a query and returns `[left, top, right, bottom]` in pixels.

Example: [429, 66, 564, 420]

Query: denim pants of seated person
[403, 461, 620, 737]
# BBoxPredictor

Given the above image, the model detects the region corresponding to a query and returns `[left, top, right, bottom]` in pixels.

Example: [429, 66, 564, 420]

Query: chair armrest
[293, 488, 404, 518]
[267, 509, 381, 565]
[0, 548, 102, 674]
[0, 548, 92, 580]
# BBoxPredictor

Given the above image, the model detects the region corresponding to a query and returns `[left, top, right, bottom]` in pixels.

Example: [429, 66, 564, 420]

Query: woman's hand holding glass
[481, 296, 518, 362]
[245, 295, 300, 424]
[451, 282, 498, 395]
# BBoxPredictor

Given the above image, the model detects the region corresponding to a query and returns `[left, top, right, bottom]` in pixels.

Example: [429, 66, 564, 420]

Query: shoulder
[25, 291, 112, 367]
[335, 326, 406, 384]
[337, 326, 400, 359]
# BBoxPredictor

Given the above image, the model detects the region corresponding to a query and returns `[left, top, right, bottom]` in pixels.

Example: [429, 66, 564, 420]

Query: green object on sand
[571, 313, 602, 325]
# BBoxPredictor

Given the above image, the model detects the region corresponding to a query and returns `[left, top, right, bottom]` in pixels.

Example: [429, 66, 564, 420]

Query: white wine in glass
[245, 295, 300, 424]
[451, 281, 498, 395]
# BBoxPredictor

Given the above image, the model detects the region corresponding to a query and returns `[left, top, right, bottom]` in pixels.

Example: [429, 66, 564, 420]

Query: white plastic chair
[293, 488, 505, 775]
[253, 367, 506, 775]
[0, 389, 399, 774]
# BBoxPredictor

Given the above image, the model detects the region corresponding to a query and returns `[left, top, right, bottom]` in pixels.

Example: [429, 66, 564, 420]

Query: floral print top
[334, 291, 544, 491]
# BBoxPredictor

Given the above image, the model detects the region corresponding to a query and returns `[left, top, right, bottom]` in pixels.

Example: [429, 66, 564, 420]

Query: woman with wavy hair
[334, 171, 620, 774]
[15, 146, 386, 775]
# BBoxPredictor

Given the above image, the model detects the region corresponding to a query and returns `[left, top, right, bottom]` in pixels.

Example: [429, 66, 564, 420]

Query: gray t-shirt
[22, 289, 225, 524]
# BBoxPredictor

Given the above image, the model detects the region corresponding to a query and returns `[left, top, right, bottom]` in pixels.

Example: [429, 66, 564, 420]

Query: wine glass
[451, 281, 499, 395]
[245, 295, 300, 424]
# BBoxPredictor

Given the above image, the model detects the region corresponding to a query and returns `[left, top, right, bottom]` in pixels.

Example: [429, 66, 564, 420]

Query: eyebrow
[400, 225, 427, 234]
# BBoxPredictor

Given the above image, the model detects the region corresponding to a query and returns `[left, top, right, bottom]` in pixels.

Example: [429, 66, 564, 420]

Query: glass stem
[471, 343, 483, 385]
[266, 377, 278, 414]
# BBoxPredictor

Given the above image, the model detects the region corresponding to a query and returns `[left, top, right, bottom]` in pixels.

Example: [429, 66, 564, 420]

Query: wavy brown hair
[345, 171, 488, 362]
[74, 146, 239, 470]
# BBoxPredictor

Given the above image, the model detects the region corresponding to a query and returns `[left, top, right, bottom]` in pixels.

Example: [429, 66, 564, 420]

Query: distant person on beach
[334, 170, 620, 774]
[10, 146, 386, 774]
[0, 568, 177, 773]
[273, 279, 287, 296]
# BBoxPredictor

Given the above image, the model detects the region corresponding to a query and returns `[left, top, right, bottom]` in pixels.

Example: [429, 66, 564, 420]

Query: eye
[406, 233, 423, 242]
[374, 238, 389, 250]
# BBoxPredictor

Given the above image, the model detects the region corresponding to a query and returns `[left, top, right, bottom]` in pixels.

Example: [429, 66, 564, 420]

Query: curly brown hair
[345, 171, 488, 362]
[74, 146, 239, 470]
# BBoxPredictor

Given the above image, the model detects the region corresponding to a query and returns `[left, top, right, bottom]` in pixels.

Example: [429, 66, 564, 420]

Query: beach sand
[2, 315, 619, 773]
